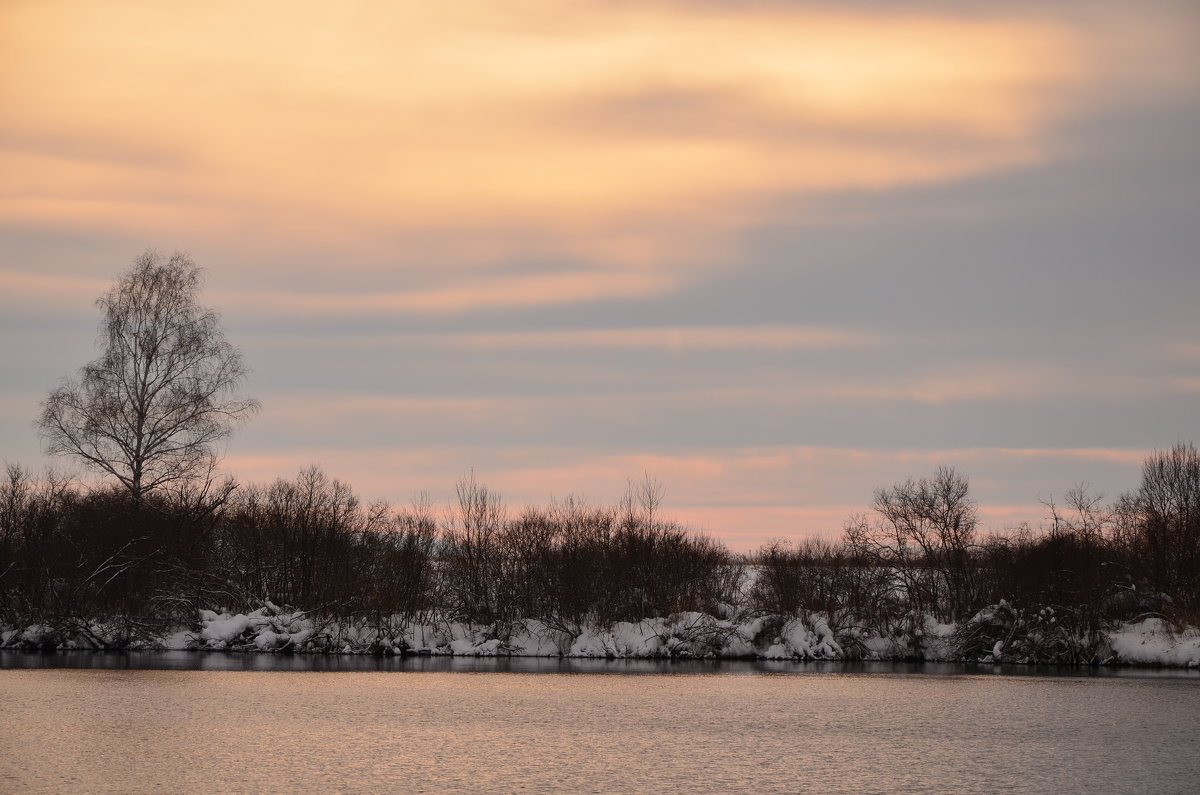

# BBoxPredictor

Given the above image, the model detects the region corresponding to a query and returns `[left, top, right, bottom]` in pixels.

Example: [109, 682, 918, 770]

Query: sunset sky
[2, 0, 1197, 549]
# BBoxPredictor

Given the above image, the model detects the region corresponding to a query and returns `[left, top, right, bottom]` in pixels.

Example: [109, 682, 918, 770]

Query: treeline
[2, 445, 1198, 649]
[753, 452, 1199, 656]
[0, 469, 737, 640]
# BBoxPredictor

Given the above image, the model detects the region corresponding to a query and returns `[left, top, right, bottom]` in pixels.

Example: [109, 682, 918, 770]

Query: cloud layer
[4, 1, 1087, 272]
[2, 1, 1197, 547]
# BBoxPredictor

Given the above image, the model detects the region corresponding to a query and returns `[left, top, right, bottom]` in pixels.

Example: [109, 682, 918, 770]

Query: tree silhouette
[39, 251, 259, 499]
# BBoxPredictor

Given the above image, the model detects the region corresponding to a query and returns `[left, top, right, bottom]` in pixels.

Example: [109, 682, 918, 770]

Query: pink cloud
[442, 325, 875, 351]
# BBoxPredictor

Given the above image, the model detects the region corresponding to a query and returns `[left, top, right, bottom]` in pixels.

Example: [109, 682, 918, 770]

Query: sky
[2, 1, 1198, 550]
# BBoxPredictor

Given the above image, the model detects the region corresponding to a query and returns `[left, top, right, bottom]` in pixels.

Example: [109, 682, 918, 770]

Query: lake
[2, 653, 1198, 792]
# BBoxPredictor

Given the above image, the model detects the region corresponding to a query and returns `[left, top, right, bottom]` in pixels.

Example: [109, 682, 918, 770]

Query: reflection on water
[1, 656, 1198, 793]
[2, 649, 1198, 678]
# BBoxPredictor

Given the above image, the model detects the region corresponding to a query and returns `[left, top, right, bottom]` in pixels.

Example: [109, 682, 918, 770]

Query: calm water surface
[2, 654, 1198, 793]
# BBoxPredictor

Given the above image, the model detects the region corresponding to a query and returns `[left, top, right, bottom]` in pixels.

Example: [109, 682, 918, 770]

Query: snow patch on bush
[761, 615, 843, 660]
[1107, 618, 1200, 668]
[5, 603, 1198, 667]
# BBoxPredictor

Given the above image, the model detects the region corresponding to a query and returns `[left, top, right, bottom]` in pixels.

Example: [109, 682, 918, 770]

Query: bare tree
[1131, 443, 1200, 616]
[442, 471, 507, 622]
[849, 466, 980, 623]
[620, 472, 664, 530]
[1043, 484, 1110, 541]
[39, 251, 259, 500]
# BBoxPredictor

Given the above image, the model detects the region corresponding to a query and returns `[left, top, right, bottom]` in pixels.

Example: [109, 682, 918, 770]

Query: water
[2, 655, 1198, 793]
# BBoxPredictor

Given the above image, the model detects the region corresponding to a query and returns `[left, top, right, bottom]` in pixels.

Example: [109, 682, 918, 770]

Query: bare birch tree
[39, 251, 259, 500]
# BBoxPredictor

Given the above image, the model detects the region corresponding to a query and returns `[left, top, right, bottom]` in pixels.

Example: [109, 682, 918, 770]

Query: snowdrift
[4, 603, 1198, 667]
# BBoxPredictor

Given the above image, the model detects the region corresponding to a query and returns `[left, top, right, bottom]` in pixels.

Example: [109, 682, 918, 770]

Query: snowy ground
[4, 604, 1197, 667]
[1106, 618, 1200, 667]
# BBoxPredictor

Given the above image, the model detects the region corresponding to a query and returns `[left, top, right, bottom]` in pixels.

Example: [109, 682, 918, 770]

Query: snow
[3, 602, 1198, 667]
[1106, 618, 1200, 668]
[19, 624, 56, 646]
[168, 606, 1003, 662]
[761, 616, 842, 660]
[200, 611, 251, 643]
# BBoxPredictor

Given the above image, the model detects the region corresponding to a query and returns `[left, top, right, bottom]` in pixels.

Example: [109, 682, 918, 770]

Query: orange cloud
[634, 364, 1073, 405]
[0, 270, 110, 300]
[2, 0, 1087, 277]
[231, 270, 678, 314]
[442, 325, 874, 350]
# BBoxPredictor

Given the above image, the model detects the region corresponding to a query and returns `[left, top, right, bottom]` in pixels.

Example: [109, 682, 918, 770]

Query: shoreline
[4, 649, 1199, 677]
[5, 606, 1199, 669]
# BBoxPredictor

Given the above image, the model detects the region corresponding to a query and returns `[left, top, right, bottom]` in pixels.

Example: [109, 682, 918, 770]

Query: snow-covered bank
[1106, 618, 1200, 667]
[3, 604, 1198, 668]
